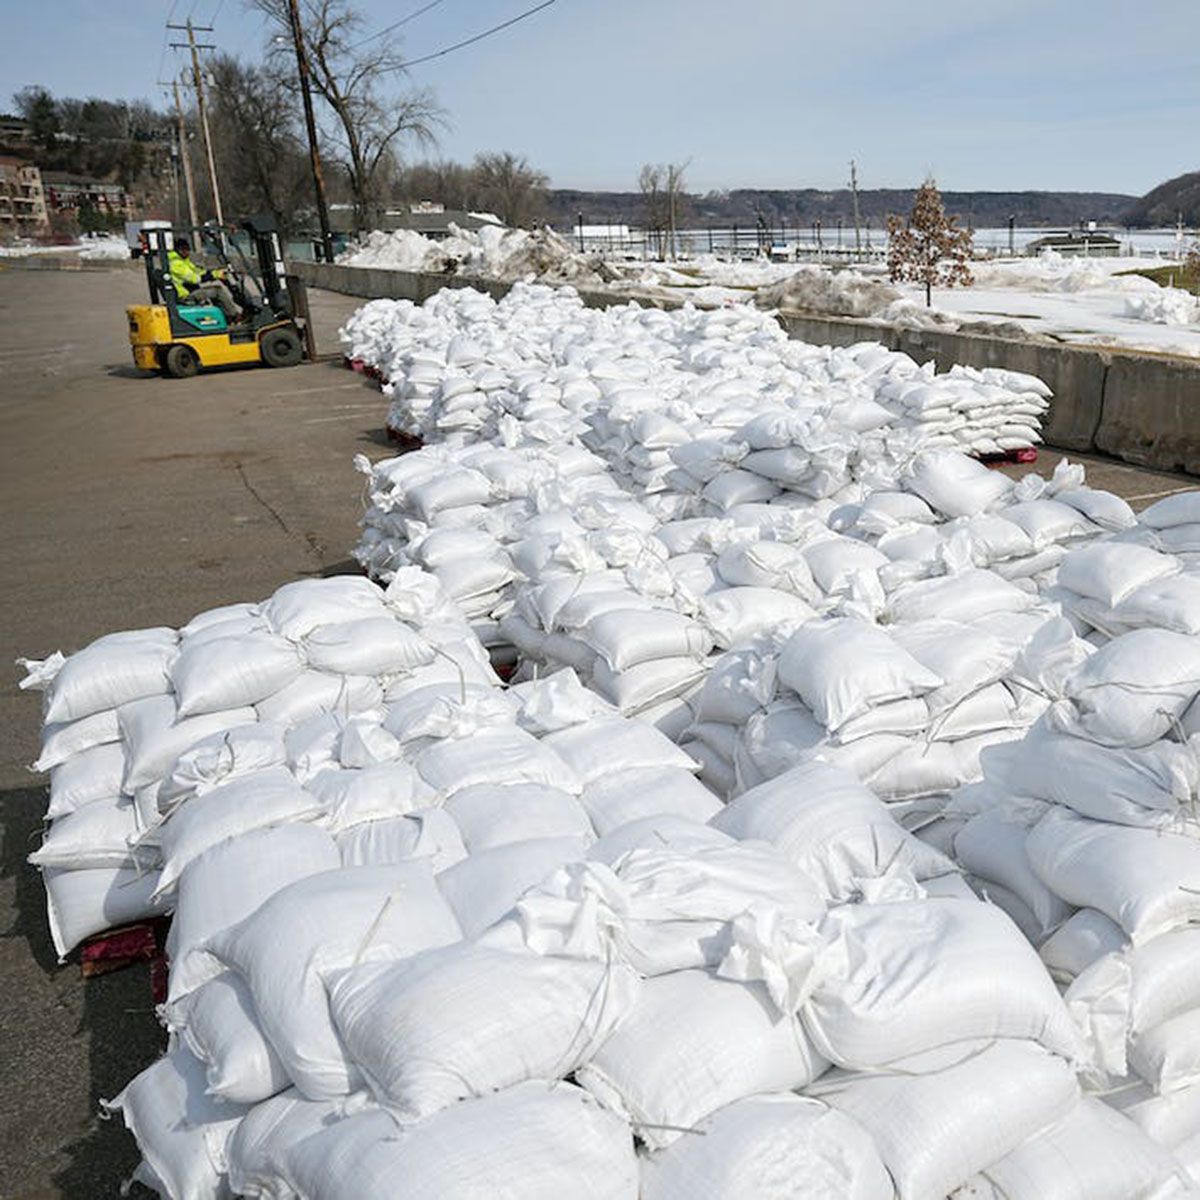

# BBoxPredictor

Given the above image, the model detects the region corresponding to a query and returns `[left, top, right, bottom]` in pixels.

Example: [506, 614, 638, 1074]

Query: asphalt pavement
[0, 263, 1195, 1198]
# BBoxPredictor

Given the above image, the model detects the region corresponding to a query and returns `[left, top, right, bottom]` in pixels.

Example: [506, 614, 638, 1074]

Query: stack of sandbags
[945, 618, 1200, 1182]
[682, 606, 1053, 812]
[875, 362, 1051, 456]
[20, 570, 495, 959]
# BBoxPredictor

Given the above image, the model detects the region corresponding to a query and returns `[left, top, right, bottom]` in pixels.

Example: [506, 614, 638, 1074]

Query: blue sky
[1, 0, 1196, 195]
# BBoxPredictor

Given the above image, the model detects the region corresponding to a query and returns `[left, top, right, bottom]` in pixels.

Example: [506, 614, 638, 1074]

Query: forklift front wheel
[163, 344, 200, 379]
[261, 327, 304, 368]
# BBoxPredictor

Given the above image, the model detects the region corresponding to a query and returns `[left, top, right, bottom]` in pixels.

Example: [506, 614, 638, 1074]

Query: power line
[351, 0, 448, 50]
[394, 0, 558, 71]
[156, 0, 181, 88]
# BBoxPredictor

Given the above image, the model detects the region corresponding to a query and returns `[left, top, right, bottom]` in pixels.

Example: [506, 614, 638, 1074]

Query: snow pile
[755, 264, 902, 318]
[1123, 288, 1200, 326]
[0, 234, 130, 259]
[78, 234, 133, 261]
[338, 222, 617, 288]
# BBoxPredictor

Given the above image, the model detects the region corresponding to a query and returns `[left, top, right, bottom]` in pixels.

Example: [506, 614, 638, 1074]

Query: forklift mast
[241, 215, 292, 317]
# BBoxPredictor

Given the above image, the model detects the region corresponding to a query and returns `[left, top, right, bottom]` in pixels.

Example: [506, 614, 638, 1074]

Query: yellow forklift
[127, 215, 314, 378]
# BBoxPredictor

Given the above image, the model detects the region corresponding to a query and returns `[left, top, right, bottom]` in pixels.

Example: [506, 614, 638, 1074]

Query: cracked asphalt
[0, 264, 377, 1198]
[0, 264, 1195, 1198]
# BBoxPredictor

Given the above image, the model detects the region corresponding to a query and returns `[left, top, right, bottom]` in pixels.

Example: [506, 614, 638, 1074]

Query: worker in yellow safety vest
[168, 237, 240, 321]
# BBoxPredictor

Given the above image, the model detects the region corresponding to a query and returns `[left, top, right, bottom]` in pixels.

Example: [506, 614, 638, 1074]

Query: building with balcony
[41, 172, 132, 218]
[0, 156, 48, 237]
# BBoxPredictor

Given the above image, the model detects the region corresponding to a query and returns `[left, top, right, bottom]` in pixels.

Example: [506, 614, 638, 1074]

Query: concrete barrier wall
[293, 260, 1200, 476]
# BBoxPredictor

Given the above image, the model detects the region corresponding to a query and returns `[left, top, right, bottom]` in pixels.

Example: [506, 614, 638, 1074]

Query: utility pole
[171, 78, 199, 232]
[849, 159, 863, 260]
[169, 20, 223, 226]
[286, 0, 334, 262]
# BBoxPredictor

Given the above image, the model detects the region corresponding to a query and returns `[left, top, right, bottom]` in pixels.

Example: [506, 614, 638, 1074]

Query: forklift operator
[168, 238, 240, 322]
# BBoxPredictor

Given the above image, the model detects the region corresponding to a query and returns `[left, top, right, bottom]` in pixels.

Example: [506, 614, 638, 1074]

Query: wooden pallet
[977, 447, 1039, 467]
[80, 917, 170, 1004]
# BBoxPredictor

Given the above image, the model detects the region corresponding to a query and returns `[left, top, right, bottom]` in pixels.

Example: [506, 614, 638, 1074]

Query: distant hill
[545, 188, 1136, 231]
[1123, 172, 1200, 228]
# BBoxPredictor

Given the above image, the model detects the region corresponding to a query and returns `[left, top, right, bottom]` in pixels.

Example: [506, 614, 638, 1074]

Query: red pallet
[977, 447, 1039, 467]
[80, 917, 170, 1003]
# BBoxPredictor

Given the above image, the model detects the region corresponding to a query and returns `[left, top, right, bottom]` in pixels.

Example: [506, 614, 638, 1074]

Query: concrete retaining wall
[0, 253, 139, 271]
[294, 259, 1200, 476]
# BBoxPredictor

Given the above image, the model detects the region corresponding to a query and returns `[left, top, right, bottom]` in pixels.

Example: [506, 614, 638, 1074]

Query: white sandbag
[335, 809, 467, 871]
[715, 541, 818, 598]
[510, 670, 616, 735]
[639, 1092, 893, 1200]
[699, 588, 816, 649]
[819, 1040, 1079, 1200]
[255, 671, 383, 725]
[803, 538, 889, 594]
[980, 727, 1200, 828]
[805, 898, 1082, 1067]
[307, 763, 436, 830]
[35, 707, 121, 772]
[1057, 543, 1179, 608]
[888, 568, 1034, 625]
[104, 1046, 247, 1200]
[168, 971, 291, 1105]
[543, 717, 698, 786]
[42, 863, 169, 959]
[415, 725, 582, 796]
[171, 633, 304, 717]
[954, 1096, 1188, 1200]
[1039, 909, 1128, 983]
[1140, 492, 1200, 530]
[1003, 499, 1099, 548]
[154, 767, 324, 897]
[1026, 809, 1200, 942]
[1109, 1080, 1200, 1150]
[953, 810, 1074, 938]
[1113, 574, 1200, 636]
[1129, 1009, 1200, 1095]
[692, 649, 779, 724]
[1129, 928, 1200, 1034]
[1055, 487, 1136, 531]
[29, 795, 147, 871]
[436, 836, 588, 938]
[262, 577, 389, 641]
[157, 723, 287, 815]
[206, 863, 461, 1099]
[42, 629, 176, 724]
[777, 619, 942, 731]
[301, 617, 434, 677]
[580, 767, 723, 834]
[905, 450, 1012, 518]
[587, 815, 732, 865]
[710, 761, 953, 901]
[576, 970, 828, 1150]
[443, 783, 594, 851]
[284, 1081, 637, 1200]
[590, 655, 707, 714]
[227, 1089, 360, 1200]
[166, 823, 342, 1004]
[46, 741, 126, 818]
[581, 609, 711, 672]
[120, 697, 259, 794]
[329, 943, 639, 1122]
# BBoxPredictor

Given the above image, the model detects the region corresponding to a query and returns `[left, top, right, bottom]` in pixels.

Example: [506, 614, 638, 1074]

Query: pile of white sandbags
[20, 570, 495, 959]
[874, 362, 1051, 457]
[939, 606, 1200, 1182]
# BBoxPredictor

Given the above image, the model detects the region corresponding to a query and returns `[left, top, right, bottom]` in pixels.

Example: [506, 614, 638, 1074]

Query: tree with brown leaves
[887, 178, 974, 306]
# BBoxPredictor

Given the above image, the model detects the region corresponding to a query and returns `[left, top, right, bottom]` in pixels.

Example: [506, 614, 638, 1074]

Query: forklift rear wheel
[261, 327, 303, 368]
[164, 344, 200, 378]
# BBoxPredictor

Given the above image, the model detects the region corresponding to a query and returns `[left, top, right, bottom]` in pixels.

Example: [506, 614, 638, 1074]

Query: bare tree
[471, 151, 547, 228]
[639, 161, 689, 260]
[887, 177, 974, 306]
[206, 55, 310, 230]
[254, 0, 445, 229]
